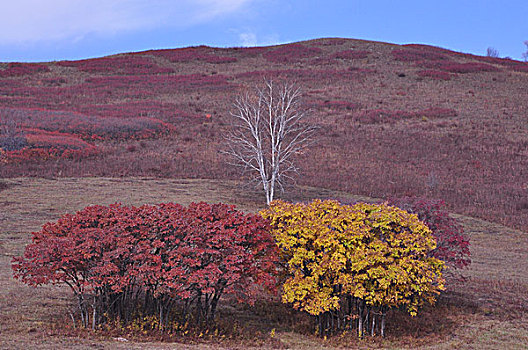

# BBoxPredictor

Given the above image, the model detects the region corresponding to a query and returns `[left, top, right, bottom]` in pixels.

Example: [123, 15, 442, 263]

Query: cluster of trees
[13, 197, 470, 338]
[12, 202, 278, 329]
[12, 81, 471, 338]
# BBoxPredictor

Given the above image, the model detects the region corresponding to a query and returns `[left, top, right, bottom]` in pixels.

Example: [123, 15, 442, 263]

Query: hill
[0, 37, 527, 231]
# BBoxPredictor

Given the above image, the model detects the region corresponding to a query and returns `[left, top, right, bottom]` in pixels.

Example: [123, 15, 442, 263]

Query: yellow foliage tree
[261, 199, 445, 337]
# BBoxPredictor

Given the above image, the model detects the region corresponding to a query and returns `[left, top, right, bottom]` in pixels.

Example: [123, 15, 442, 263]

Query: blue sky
[1, 0, 527, 62]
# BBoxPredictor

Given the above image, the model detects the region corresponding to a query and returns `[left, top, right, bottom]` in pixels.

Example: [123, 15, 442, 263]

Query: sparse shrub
[355, 109, 414, 124]
[0, 107, 174, 141]
[436, 62, 499, 73]
[83, 73, 232, 96]
[0, 114, 27, 151]
[419, 107, 458, 119]
[1, 129, 100, 162]
[0, 62, 49, 77]
[312, 38, 348, 46]
[149, 47, 237, 64]
[261, 199, 445, 337]
[388, 197, 471, 271]
[487, 47, 500, 58]
[263, 44, 323, 63]
[236, 69, 365, 81]
[417, 69, 452, 81]
[354, 107, 457, 124]
[392, 49, 449, 62]
[12, 202, 277, 330]
[512, 64, 528, 73]
[57, 56, 174, 75]
[75, 101, 199, 124]
[331, 50, 370, 60]
[306, 100, 359, 111]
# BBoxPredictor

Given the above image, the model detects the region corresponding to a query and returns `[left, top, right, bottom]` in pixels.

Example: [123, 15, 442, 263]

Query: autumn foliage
[388, 197, 471, 271]
[261, 199, 445, 337]
[12, 202, 277, 330]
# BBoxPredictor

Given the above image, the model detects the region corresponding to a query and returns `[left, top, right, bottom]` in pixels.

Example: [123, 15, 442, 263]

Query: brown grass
[1, 177, 527, 349]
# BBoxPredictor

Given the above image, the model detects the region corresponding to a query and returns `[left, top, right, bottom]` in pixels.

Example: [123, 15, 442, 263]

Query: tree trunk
[371, 309, 376, 337]
[381, 307, 387, 337]
[357, 301, 364, 338]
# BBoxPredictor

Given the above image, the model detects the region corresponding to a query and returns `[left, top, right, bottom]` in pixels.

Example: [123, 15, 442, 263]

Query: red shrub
[202, 56, 238, 64]
[392, 48, 497, 74]
[355, 107, 457, 124]
[512, 65, 528, 73]
[404, 44, 526, 72]
[2, 144, 99, 163]
[0, 78, 24, 89]
[388, 197, 471, 271]
[418, 107, 458, 119]
[403, 44, 452, 52]
[417, 69, 452, 81]
[307, 100, 359, 111]
[84, 73, 232, 94]
[312, 38, 348, 46]
[331, 50, 370, 60]
[436, 62, 499, 73]
[230, 46, 269, 58]
[57, 56, 174, 75]
[236, 68, 366, 81]
[0, 107, 174, 140]
[40, 77, 67, 86]
[392, 49, 450, 62]
[355, 109, 414, 124]
[149, 47, 237, 64]
[0, 63, 50, 77]
[2, 74, 230, 109]
[12, 202, 278, 328]
[263, 44, 323, 63]
[24, 128, 95, 150]
[75, 101, 199, 124]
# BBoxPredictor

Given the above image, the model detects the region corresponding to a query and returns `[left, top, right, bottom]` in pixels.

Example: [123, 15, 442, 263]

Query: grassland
[1, 177, 527, 349]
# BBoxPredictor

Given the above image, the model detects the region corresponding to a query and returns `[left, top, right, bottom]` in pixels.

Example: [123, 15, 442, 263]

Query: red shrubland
[12, 202, 278, 329]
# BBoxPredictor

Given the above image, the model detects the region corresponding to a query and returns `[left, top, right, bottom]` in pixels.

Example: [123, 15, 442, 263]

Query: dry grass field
[1, 177, 527, 349]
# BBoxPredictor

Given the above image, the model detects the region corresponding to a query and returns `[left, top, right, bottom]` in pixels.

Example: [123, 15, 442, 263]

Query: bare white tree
[523, 40, 528, 62]
[225, 80, 316, 205]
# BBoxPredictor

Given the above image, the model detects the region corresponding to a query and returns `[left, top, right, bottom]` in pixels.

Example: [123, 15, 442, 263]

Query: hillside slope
[0, 37, 527, 230]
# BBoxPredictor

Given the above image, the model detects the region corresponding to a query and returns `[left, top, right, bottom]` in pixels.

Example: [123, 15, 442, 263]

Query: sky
[0, 0, 526, 62]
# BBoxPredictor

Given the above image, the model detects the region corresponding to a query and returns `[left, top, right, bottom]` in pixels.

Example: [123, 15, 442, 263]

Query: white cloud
[239, 32, 258, 46]
[0, 0, 253, 44]
[237, 30, 280, 47]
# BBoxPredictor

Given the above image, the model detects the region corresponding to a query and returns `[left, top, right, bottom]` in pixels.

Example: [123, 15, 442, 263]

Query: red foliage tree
[12, 202, 277, 329]
[388, 197, 471, 272]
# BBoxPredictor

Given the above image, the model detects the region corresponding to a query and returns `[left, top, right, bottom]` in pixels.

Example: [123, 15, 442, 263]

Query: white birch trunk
[225, 80, 316, 205]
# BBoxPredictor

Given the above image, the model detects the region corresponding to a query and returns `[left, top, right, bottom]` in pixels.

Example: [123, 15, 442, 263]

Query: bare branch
[224, 80, 317, 205]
